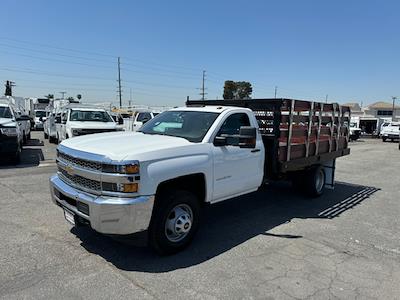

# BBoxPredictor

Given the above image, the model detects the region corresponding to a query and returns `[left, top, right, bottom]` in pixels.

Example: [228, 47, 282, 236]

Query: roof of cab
[170, 105, 250, 113]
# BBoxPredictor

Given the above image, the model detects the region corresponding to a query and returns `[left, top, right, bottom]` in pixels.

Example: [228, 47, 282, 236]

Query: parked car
[381, 122, 400, 142]
[54, 106, 119, 142]
[50, 98, 351, 254]
[0, 101, 29, 163]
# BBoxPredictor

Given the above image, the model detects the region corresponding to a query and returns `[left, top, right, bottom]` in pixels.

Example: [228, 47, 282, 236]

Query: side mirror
[39, 116, 43, 122]
[55, 116, 61, 123]
[239, 126, 257, 148]
[142, 117, 150, 124]
[213, 136, 227, 146]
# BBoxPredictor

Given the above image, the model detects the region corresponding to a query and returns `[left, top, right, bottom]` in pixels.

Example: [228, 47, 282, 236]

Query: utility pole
[59, 91, 66, 99]
[199, 70, 207, 100]
[274, 86, 278, 98]
[325, 94, 329, 103]
[129, 88, 132, 108]
[4, 80, 15, 96]
[118, 57, 122, 108]
[392, 96, 397, 121]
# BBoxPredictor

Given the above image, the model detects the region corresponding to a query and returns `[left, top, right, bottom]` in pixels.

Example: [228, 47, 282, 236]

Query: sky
[0, 0, 398, 107]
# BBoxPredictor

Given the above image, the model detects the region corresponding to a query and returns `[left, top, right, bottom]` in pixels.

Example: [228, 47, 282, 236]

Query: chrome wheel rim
[315, 169, 325, 193]
[165, 204, 193, 243]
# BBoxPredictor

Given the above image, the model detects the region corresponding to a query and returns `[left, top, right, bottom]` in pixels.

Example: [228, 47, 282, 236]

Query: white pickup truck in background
[54, 106, 119, 143]
[50, 98, 351, 254]
[380, 122, 399, 142]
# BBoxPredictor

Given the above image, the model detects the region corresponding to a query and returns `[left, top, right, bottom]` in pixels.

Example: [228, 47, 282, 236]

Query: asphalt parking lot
[0, 132, 399, 299]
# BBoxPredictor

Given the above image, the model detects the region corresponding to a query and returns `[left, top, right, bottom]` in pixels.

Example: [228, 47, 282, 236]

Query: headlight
[0, 127, 17, 136]
[72, 129, 80, 136]
[102, 162, 140, 174]
[102, 182, 139, 193]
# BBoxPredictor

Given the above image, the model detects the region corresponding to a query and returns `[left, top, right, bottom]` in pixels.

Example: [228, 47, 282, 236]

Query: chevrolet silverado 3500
[50, 98, 351, 254]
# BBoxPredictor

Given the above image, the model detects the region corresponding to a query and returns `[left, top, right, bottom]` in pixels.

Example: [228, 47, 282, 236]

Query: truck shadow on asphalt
[0, 138, 44, 168]
[71, 181, 379, 272]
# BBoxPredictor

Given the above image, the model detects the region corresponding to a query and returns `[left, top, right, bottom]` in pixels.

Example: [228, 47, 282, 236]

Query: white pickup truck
[50, 99, 351, 254]
[55, 106, 119, 143]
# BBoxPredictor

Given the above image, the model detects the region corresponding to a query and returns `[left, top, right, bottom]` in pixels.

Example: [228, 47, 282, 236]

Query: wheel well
[156, 173, 206, 203]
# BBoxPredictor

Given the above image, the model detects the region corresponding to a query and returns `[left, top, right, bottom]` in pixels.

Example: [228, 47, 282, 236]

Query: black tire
[22, 131, 27, 145]
[304, 165, 326, 197]
[382, 137, 387, 142]
[148, 190, 201, 255]
[44, 131, 48, 139]
[27, 132, 31, 140]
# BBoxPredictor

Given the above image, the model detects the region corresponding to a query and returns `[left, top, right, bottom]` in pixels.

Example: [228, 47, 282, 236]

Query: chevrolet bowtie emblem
[65, 165, 75, 176]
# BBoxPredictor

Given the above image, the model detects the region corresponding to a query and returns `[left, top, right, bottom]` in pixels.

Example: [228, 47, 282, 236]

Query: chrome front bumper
[50, 174, 154, 235]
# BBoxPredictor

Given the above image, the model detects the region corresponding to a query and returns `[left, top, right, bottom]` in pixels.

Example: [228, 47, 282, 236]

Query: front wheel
[148, 190, 201, 255]
[382, 137, 387, 142]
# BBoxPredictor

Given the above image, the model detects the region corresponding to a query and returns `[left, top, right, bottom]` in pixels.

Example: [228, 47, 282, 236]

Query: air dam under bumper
[50, 174, 155, 235]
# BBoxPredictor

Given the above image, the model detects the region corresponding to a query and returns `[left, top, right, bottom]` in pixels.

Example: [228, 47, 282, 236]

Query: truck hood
[59, 132, 194, 161]
[69, 121, 116, 129]
[0, 118, 16, 127]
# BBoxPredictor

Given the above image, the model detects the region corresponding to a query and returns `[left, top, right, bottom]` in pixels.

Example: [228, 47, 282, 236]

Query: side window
[217, 113, 250, 136]
[137, 112, 152, 122]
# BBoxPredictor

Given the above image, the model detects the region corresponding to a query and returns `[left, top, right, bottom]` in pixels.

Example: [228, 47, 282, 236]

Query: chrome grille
[58, 151, 102, 171]
[58, 167, 101, 191]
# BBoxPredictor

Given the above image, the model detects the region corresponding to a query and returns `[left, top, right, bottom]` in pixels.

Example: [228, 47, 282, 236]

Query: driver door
[212, 112, 264, 202]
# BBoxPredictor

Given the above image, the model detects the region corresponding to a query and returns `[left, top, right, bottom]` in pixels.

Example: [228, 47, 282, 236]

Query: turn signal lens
[125, 164, 139, 174]
[121, 183, 138, 193]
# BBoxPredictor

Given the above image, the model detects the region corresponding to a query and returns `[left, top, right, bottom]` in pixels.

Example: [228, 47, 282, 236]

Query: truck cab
[132, 111, 158, 131]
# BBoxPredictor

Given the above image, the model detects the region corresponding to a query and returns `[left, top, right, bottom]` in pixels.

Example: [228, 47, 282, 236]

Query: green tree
[77, 94, 82, 100]
[223, 80, 236, 99]
[223, 80, 252, 99]
[67, 96, 74, 101]
[45, 94, 54, 99]
[236, 81, 253, 99]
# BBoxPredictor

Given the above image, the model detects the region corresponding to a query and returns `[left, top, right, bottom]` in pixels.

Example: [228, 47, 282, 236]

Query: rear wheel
[148, 190, 201, 255]
[382, 137, 387, 142]
[44, 131, 48, 139]
[304, 165, 326, 197]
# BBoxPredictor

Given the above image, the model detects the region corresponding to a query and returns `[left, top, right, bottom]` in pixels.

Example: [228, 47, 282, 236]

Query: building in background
[344, 101, 400, 135]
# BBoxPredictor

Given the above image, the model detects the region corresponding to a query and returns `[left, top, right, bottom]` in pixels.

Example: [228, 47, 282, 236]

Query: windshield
[0, 106, 12, 119]
[35, 111, 46, 118]
[69, 110, 113, 122]
[139, 110, 219, 143]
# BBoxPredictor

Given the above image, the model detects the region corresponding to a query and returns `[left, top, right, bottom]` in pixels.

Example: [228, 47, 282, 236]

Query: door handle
[251, 149, 261, 153]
